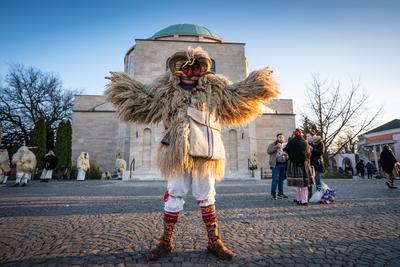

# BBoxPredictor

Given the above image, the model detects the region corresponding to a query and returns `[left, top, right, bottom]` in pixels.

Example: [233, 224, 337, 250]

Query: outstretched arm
[214, 68, 279, 126]
[105, 72, 165, 124]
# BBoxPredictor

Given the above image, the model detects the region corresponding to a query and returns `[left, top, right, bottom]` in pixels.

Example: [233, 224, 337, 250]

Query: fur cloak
[105, 47, 279, 181]
[12, 146, 37, 173]
[0, 149, 10, 175]
[115, 157, 127, 172]
[77, 152, 90, 171]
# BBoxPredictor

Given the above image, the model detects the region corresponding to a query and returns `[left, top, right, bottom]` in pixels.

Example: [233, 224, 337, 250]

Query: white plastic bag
[309, 190, 323, 203]
[320, 181, 330, 192]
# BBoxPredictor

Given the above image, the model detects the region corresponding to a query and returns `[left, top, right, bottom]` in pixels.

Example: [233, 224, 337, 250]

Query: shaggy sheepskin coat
[12, 146, 37, 173]
[106, 49, 279, 181]
[0, 149, 10, 175]
[77, 152, 90, 171]
[115, 157, 127, 172]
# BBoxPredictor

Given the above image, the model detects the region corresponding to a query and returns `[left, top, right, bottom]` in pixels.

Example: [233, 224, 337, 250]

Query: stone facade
[358, 127, 400, 170]
[72, 27, 296, 180]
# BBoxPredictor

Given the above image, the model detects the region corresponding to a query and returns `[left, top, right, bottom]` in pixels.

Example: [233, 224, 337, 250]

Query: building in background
[72, 24, 296, 179]
[358, 119, 400, 169]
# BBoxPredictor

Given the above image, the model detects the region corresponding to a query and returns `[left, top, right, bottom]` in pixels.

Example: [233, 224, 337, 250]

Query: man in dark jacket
[306, 131, 324, 196]
[267, 133, 288, 199]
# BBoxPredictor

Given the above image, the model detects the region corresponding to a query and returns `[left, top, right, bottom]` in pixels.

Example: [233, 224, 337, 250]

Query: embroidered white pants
[164, 171, 216, 213]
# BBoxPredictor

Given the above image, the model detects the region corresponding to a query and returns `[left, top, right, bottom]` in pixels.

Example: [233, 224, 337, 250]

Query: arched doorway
[228, 129, 238, 171]
[342, 157, 353, 175]
[142, 128, 152, 170]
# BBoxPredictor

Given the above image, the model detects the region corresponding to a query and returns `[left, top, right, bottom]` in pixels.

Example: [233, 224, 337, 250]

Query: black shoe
[278, 194, 288, 199]
[271, 193, 277, 200]
[13, 183, 20, 187]
[300, 202, 308, 206]
[40, 179, 45, 182]
[45, 179, 49, 182]
[385, 181, 397, 189]
[293, 199, 299, 204]
[21, 183, 26, 187]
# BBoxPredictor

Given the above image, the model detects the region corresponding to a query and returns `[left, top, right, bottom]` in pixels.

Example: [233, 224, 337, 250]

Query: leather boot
[201, 205, 235, 261]
[148, 211, 178, 260]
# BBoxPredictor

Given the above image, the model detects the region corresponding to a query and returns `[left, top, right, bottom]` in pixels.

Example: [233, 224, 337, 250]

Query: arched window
[166, 57, 170, 71]
[128, 56, 134, 75]
[211, 59, 216, 72]
[228, 129, 238, 171]
[142, 128, 152, 170]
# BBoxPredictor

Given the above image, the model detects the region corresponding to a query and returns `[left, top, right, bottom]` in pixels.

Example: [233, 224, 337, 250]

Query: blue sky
[1, 0, 399, 125]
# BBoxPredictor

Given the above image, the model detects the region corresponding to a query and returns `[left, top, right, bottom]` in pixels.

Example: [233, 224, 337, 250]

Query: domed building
[72, 24, 296, 179]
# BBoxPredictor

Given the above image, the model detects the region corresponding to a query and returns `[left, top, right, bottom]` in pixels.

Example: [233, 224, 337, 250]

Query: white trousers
[40, 169, 53, 180]
[16, 172, 31, 184]
[0, 175, 7, 184]
[164, 171, 216, 213]
[76, 169, 86, 181]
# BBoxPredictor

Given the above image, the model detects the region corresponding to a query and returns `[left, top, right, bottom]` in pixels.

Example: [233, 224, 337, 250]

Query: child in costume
[115, 151, 127, 180]
[105, 47, 279, 260]
[76, 152, 90, 181]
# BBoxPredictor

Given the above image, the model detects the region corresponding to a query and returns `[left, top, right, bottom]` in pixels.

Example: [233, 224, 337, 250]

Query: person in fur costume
[284, 129, 314, 205]
[76, 152, 90, 181]
[105, 46, 279, 261]
[40, 150, 58, 182]
[12, 146, 37, 187]
[0, 144, 11, 186]
[115, 151, 127, 179]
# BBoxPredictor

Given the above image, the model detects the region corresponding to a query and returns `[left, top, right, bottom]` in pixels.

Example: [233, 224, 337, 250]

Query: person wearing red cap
[284, 129, 314, 205]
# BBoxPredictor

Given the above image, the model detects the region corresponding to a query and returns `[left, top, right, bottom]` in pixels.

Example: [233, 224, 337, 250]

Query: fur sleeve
[213, 68, 279, 126]
[105, 72, 170, 124]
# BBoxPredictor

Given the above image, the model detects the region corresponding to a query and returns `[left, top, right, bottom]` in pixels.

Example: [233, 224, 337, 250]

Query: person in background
[267, 133, 288, 199]
[12, 146, 37, 187]
[0, 144, 10, 186]
[365, 161, 375, 179]
[306, 130, 324, 199]
[40, 150, 58, 182]
[285, 129, 314, 206]
[356, 160, 365, 178]
[379, 145, 398, 189]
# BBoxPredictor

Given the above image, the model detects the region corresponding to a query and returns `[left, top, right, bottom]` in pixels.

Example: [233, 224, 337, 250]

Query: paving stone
[0, 179, 399, 266]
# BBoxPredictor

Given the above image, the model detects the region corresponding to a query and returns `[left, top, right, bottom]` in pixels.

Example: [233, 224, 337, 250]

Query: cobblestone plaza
[0, 179, 399, 266]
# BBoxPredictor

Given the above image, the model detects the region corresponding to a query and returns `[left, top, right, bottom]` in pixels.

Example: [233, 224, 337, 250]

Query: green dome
[152, 24, 222, 40]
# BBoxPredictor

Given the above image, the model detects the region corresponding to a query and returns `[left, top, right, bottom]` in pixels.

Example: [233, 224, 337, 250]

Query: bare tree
[302, 75, 382, 162]
[0, 64, 79, 148]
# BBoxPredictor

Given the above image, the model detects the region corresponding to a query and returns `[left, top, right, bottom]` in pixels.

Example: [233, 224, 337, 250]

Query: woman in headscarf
[284, 129, 314, 205]
[379, 145, 398, 189]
